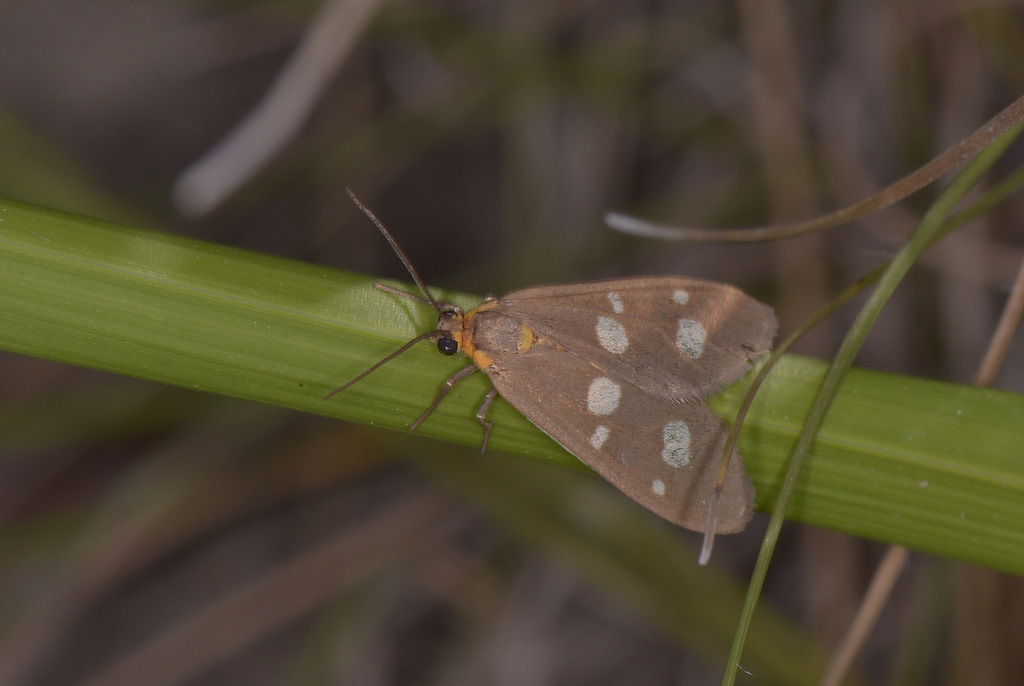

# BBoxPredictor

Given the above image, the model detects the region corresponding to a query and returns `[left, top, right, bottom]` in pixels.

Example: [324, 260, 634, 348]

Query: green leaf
[2, 197, 1023, 576]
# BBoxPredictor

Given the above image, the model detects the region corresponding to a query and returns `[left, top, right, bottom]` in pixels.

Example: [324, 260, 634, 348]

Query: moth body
[423, 278, 775, 534]
[332, 190, 776, 536]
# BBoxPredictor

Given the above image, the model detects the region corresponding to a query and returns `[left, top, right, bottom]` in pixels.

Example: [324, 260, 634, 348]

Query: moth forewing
[467, 286, 764, 533]
[496, 279, 776, 401]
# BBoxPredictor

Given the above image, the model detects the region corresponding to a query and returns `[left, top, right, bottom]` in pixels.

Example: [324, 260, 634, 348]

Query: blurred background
[1, 1, 1023, 684]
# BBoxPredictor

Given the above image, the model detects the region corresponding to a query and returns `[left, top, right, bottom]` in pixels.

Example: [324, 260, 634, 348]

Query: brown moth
[329, 190, 777, 535]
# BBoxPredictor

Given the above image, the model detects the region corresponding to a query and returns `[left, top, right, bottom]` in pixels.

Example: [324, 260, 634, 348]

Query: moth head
[434, 303, 465, 356]
[326, 189, 474, 400]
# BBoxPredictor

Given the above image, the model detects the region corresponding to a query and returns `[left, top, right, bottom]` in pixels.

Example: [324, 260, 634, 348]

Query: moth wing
[483, 340, 753, 533]
[496, 278, 776, 402]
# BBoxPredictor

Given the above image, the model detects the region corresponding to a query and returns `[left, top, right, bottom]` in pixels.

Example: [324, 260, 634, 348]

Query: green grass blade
[2, 197, 1024, 578]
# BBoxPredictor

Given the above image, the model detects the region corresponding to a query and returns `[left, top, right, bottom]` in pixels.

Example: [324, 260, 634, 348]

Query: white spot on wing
[652, 479, 666, 496]
[596, 316, 629, 354]
[676, 318, 706, 357]
[587, 378, 621, 416]
[673, 290, 689, 305]
[662, 421, 691, 467]
[607, 292, 624, 314]
[589, 425, 610, 448]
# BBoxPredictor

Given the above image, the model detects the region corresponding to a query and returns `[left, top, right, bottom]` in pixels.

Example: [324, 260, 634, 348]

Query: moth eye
[437, 336, 459, 356]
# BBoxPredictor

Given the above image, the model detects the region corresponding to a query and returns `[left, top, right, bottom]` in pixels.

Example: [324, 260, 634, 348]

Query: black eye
[437, 336, 459, 356]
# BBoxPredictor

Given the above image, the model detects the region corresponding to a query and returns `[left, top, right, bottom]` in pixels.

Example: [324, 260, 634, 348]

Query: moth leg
[476, 387, 499, 453]
[410, 363, 478, 432]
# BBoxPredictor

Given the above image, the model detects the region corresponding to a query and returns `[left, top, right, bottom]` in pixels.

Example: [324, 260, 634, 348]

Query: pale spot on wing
[589, 425, 610, 449]
[607, 292, 624, 314]
[676, 318, 706, 357]
[662, 420, 691, 467]
[596, 316, 629, 354]
[673, 290, 690, 305]
[651, 479, 666, 496]
[587, 377, 621, 416]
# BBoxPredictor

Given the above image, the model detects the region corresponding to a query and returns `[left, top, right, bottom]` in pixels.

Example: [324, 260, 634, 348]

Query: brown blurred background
[1, 1, 1023, 685]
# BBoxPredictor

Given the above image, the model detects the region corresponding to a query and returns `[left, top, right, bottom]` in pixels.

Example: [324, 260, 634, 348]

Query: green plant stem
[2, 198, 1024, 582]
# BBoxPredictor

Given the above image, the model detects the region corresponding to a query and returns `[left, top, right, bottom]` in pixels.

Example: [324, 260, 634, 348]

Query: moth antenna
[374, 282, 433, 305]
[322, 330, 441, 400]
[347, 188, 445, 314]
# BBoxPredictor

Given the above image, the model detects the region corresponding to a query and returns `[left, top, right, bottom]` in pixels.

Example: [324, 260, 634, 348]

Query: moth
[328, 190, 777, 535]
